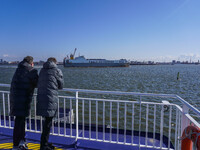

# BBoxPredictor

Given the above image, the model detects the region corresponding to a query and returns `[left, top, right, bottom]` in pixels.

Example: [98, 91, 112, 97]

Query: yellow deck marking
[0, 143, 63, 150]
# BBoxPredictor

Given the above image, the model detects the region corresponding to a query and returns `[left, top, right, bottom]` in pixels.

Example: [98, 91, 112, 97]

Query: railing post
[139, 96, 142, 148]
[3, 93, 6, 127]
[75, 91, 79, 141]
[181, 104, 189, 134]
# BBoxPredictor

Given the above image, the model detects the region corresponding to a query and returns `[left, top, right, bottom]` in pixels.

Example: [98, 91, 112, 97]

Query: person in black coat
[36, 57, 64, 150]
[10, 56, 38, 150]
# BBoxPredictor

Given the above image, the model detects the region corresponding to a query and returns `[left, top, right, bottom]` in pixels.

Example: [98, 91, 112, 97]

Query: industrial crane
[70, 48, 77, 59]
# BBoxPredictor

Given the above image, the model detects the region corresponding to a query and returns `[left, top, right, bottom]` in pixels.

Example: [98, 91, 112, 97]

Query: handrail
[1, 83, 200, 116]
[176, 95, 200, 117]
[0, 83, 10, 88]
[62, 87, 177, 97]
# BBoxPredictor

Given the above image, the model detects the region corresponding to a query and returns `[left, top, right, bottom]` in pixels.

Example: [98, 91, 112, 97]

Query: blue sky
[0, 0, 200, 62]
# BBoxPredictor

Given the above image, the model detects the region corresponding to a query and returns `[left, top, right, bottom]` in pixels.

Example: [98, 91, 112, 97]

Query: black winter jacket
[10, 61, 38, 117]
[36, 61, 64, 117]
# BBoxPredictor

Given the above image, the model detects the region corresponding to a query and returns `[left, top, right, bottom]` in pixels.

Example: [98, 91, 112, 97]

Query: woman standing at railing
[10, 56, 38, 150]
[36, 57, 64, 150]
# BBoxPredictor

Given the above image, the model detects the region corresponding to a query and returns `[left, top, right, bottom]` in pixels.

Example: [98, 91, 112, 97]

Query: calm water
[1, 64, 199, 109]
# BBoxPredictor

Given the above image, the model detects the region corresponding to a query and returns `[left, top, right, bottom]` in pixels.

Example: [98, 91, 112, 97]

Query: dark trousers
[13, 116, 26, 146]
[40, 117, 53, 149]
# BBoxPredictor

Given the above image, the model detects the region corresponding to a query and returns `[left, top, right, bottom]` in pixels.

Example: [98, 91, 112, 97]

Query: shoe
[18, 140, 28, 150]
[47, 143, 55, 149]
[40, 147, 54, 150]
[18, 145, 28, 150]
[40, 144, 55, 150]
[12, 146, 19, 150]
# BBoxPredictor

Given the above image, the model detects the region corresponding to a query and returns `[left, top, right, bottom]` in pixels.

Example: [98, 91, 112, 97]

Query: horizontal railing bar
[0, 90, 10, 93]
[0, 126, 14, 129]
[77, 137, 139, 145]
[0, 84, 10, 88]
[69, 137, 172, 149]
[176, 95, 200, 116]
[62, 88, 177, 97]
[58, 96, 75, 99]
[185, 114, 200, 128]
[76, 97, 177, 106]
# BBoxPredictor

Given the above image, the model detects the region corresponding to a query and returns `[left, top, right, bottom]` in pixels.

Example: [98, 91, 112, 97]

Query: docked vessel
[63, 48, 130, 67]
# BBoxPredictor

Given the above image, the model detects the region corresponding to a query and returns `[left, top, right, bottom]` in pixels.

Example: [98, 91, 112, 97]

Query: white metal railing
[0, 83, 200, 149]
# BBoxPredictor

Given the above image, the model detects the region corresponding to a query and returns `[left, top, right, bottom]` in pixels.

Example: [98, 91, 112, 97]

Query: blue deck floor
[0, 118, 174, 150]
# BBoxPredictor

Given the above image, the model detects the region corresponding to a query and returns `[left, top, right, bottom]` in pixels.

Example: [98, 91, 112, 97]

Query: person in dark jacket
[10, 56, 38, 150]
[37, 57, 64, 150]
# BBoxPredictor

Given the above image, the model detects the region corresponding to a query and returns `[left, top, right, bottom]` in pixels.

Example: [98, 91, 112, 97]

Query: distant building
[34, 60, 45, 65]
[148, 61, 155, 65]
[172, 60, 176, 64]
[0, 59, 9, 64]
[9, 61, 19, 65]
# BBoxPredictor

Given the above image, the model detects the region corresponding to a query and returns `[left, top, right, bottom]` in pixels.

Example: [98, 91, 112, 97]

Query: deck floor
[0, 118, 174, 150]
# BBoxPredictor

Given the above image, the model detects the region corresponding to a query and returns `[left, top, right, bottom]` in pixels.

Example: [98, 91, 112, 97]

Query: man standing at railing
[10, 56, 38, 150]
[36, 57, 64, 150]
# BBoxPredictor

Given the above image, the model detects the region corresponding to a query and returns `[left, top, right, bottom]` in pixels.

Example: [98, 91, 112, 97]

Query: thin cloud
[178, 53, 200, 61]
[1, 54, 20, 61]
[165, 0, 191, 20]
[141, 54, 200, 62]
[3, 54, 9, 57]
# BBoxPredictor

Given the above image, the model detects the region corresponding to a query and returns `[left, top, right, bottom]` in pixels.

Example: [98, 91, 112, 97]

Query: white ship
[63, 48, 130, 67]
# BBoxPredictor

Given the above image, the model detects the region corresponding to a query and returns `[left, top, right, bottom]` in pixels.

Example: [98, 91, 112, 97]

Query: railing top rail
[0, 83, 10, 88]
[175, 95, 200, 116]
[1, 83, 200, 116]
[62, 87, 177, 97]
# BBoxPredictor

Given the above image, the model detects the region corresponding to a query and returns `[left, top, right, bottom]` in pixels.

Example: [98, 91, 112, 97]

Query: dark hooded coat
[36, 61, 64, 117]
[10, 61, 38, 117]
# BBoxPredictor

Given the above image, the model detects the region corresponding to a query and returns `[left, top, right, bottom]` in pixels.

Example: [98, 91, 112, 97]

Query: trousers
[13, 116, 26, 146]
[40, 117, 53, 149]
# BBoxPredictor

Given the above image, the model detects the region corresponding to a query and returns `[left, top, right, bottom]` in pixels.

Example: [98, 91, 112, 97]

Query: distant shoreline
[0, 63, 63, 66]
[0, 63, 199, 67]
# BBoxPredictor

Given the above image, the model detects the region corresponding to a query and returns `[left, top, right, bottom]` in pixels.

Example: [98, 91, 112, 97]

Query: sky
[0, 0, 200, 62]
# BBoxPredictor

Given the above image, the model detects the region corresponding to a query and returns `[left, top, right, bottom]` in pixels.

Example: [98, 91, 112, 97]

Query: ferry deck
[0, 83, 200, 150]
